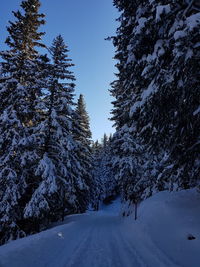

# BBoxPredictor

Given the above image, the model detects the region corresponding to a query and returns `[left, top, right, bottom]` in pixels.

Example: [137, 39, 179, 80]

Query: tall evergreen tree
[0, 0, 46, 244]
[24, 35, 79, 225]
[92, 140, 104, 208]
[111, 0, 200, 206]
[111, 127, 142, 202]
[72, 94, 93, 211]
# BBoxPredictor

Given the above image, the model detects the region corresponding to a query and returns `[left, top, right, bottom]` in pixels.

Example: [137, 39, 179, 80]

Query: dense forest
[0, 0, 199, 246]
[110, 0, 200, 203]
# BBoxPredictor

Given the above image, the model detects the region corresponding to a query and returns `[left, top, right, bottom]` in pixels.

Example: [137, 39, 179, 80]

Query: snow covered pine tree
[24, 35, 82, 227]
[93, 134, 118, 205]
[0, 0, 46, 244]
[111, 0, 200, 206]
[72, 94, 93, 212]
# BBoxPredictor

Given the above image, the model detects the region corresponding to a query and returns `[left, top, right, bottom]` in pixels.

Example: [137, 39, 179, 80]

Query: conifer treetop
[5, 0, 45, 59]
[76, 94, 92, 140]
[50, 35, 75, 81]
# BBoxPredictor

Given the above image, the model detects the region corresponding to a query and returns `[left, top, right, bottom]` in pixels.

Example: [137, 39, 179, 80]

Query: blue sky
[1, 0, 118, 141]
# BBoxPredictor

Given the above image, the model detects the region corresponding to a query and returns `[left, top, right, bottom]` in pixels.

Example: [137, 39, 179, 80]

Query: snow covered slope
[132, 188, 200, 267]
[0, 189, 200, 267]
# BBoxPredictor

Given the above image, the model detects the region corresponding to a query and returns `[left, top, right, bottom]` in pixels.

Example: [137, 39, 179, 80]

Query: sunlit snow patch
[57, 232, 64, 239]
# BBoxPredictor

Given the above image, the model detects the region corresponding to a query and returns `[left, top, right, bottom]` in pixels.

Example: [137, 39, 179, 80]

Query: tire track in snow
[65, 230, 95, 266]
[112, 224, 146, 267]
[66, 215, 120, 267]
[121, 223, 181, 267]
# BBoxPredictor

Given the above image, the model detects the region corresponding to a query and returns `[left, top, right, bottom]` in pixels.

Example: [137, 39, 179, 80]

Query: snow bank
[126, 188, 200, 267]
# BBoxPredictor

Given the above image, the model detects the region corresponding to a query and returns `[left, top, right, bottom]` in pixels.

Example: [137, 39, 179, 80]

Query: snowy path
[0, 199, 180, 267]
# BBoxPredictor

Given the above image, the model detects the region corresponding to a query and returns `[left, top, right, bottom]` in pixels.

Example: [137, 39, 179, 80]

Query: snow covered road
[0, 195, 196, 267]
[0, 214, 175, 267]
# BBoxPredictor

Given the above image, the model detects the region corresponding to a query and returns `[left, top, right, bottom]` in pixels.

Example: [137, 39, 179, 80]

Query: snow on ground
[132, 188, 200, 267]
[0, 189, 200, 267]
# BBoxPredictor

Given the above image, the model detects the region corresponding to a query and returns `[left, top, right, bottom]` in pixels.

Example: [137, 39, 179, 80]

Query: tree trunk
[134, 202, 137, 220]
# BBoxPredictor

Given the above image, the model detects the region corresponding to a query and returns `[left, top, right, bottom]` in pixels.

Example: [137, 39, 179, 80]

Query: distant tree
[92, 140, 103, 208]
[102, 133, 108, 148]
[72, 94, 93, 211]
[92, 134, 118, 205]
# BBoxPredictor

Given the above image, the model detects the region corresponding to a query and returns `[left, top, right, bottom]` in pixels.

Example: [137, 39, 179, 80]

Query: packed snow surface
[0, 189, 200, 267]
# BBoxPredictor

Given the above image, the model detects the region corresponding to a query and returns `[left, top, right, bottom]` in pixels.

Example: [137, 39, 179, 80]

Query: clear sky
[1, 0, 118, 141]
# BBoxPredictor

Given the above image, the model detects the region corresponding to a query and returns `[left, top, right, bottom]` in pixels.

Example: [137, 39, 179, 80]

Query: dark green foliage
[72, 94, 93, 212]
[24, 35, 80, 223]
[111, 0, 200, 205]
[92, 134, 118, 206]
[0, 0, 46, 245]
[0, 1, 94, 246]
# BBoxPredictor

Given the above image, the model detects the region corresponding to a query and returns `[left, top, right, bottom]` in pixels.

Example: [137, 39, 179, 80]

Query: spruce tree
[112, 127, 142, 202]
[0, 0, 46, 244]
[92, 140, 103, 208]
[72, 94, 93, 211]
[24, 35, 79, 225]
[134, 0, 200, 189]
[111, 0, 200, 205]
